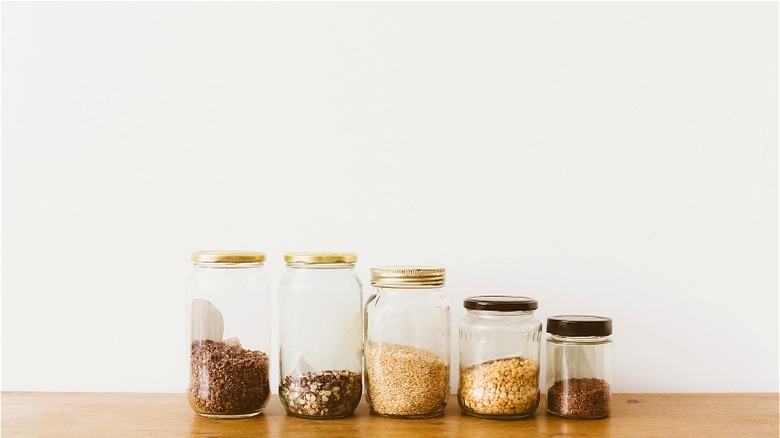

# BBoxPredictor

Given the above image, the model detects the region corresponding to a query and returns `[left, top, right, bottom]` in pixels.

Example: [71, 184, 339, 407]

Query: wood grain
[2, 392, 778, 437]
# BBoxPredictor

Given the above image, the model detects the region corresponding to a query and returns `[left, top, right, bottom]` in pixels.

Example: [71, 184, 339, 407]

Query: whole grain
[365, 342, 448, 417]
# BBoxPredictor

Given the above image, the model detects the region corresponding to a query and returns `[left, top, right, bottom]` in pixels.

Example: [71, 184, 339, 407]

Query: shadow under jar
[364, 266, 450, 419]
[187, 250, 271, 418]
[278, 252, 363, 419]
[458, 295, 542, 419]
[546, 315, 613, 419]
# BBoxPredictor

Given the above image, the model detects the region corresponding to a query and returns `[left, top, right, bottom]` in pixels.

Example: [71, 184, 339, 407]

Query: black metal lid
[463, 295, 538, 312]
[546, 315, 612, 337]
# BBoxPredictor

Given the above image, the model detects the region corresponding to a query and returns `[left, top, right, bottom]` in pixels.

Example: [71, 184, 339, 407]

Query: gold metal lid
[284, 252, 357, 264]
[370, 266, 446, 288]
[191, 250, 266, 263]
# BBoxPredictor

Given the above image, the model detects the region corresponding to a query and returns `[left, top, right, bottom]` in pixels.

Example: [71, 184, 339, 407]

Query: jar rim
[284, 252, 357, 264]
[191, 250, 265, 263]
[463, 295, 538, 311]
[370, 266, 445, 288]
[546, 315, 612, 337]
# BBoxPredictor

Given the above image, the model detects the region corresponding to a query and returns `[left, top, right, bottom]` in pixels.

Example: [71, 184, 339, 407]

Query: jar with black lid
[457, 295, 542, 419]
[546, 315, 613, 419]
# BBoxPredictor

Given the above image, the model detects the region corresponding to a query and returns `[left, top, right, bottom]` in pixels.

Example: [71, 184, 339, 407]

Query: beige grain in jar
[364, 266, 450, 418]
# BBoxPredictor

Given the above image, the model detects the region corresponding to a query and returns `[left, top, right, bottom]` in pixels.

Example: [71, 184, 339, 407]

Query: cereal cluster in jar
[188, 339, 270, 416]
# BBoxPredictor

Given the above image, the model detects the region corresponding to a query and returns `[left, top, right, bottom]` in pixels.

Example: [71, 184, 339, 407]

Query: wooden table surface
[2, 392, 778, 437]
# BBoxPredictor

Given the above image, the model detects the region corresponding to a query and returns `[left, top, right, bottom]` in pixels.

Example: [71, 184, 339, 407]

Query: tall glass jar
[546, 315, 613, 419]
[278, 252, 363, 419]
[364, 266, 450, 418]
[458, 295, 541, 419]
[187, 250, 271, 418]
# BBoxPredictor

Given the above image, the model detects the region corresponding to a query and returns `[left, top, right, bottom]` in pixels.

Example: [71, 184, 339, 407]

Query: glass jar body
[546, 334, 613, 418]
[364, 287, 451, 418]
[187, 262, 271, 418]
[278, 264, 363, 418]
[458, 309, 541, 418]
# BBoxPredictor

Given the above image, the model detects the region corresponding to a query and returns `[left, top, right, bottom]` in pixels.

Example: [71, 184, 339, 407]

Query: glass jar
[546, 315, 613, 419]
[458, 295, 541, 419]
[186, 250, 271, 418]
[364, 266, 450, 418]
[278, 252, 363, 419]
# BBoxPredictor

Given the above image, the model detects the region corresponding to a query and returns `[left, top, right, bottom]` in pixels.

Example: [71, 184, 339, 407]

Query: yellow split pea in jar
[458, 295, 541, 419]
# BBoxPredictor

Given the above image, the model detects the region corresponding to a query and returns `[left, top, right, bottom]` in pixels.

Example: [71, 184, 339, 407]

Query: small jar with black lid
[546, 315, 613, 419]
[457, 295, 542, 419]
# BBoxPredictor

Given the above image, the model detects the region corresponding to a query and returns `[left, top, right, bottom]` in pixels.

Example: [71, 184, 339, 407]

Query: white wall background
[2, 1, 777, 394]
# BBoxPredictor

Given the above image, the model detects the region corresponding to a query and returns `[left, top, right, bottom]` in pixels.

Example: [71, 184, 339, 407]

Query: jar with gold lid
[364, 266, 450, 418]
[278, 252, 363, 419]
[187, 250, 271, 418]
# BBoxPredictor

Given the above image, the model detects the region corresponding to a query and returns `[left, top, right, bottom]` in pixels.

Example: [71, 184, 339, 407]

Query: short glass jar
[364, 266, 450, 418]
[546, 315, 613, 419]
[278, 252, 363, 419]
[186, 250, 271, 418]
[458, 295, 542, 419]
